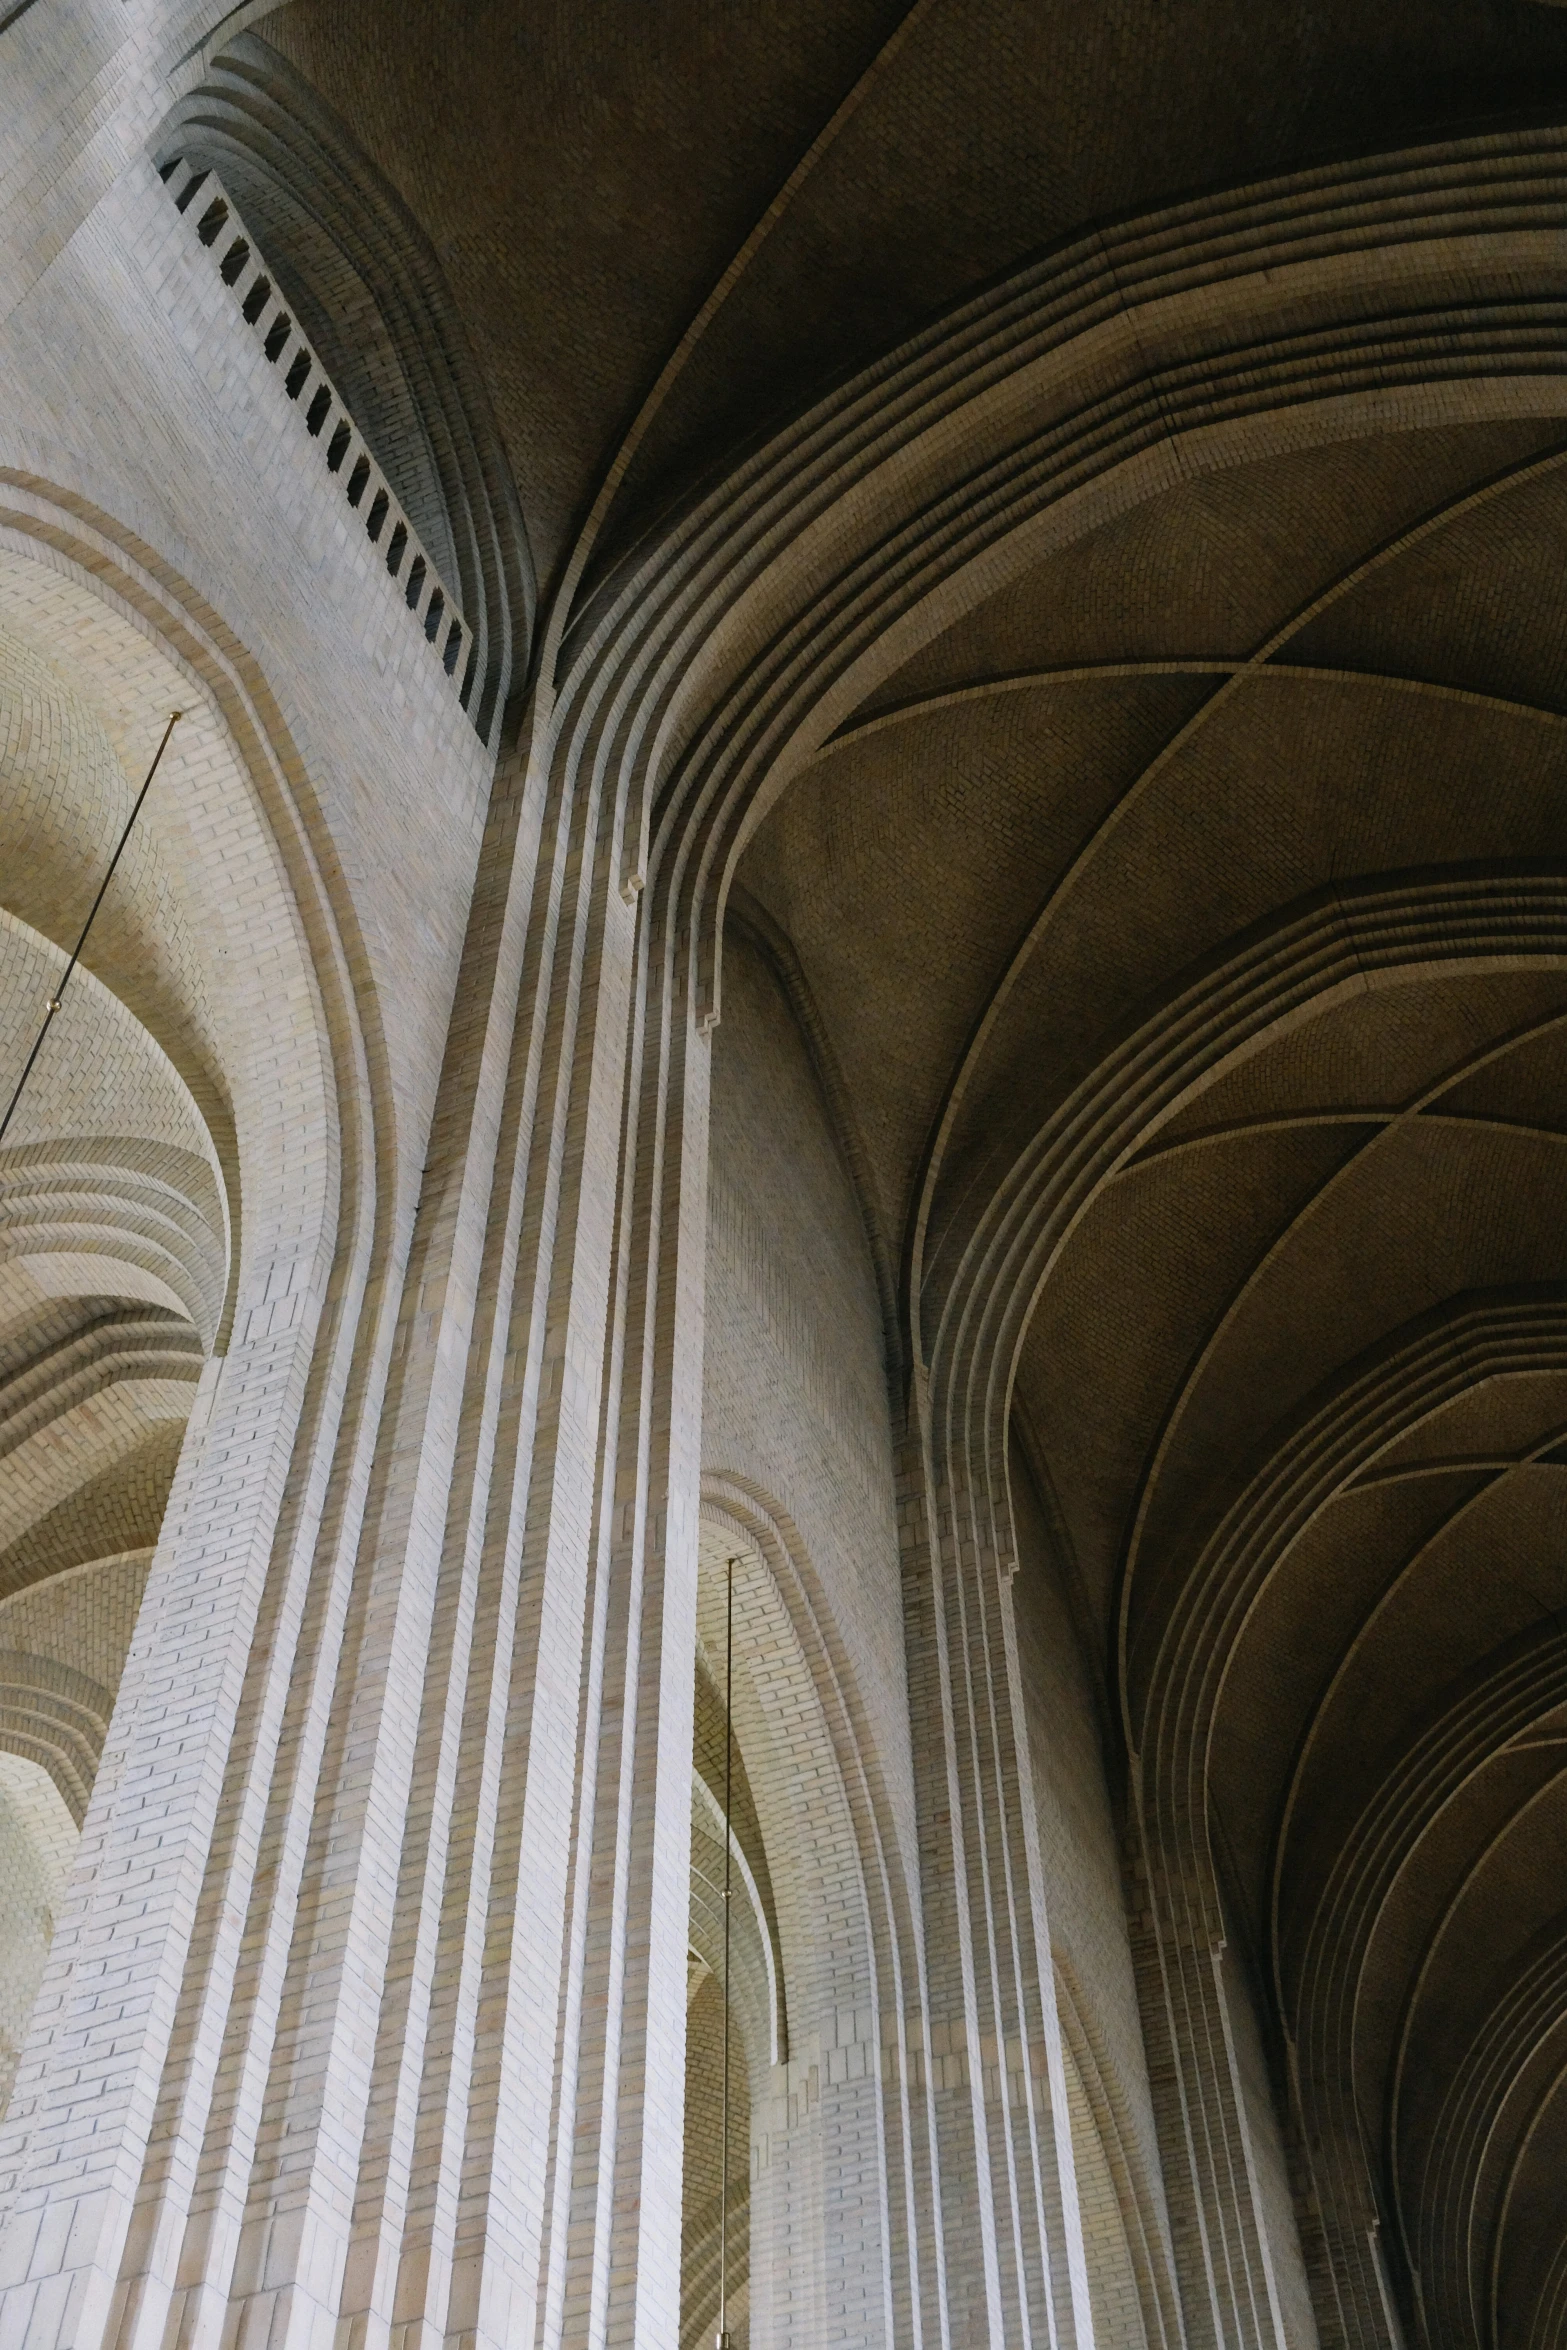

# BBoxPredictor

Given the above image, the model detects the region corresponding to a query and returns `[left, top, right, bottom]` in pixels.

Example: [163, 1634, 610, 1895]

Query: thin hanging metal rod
[0, 709, 182, 1153]
[718, 1551, 737, 2350]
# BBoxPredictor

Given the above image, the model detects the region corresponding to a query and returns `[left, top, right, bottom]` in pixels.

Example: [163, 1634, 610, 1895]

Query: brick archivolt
[0, 1158, 224, 1349]
[0, 1651, 117, 1825]
[544, 123, 1567, 1039]
[0, 1551, 152, 1703]
[689, 1767, 780, 2066]
[1289, 1615, 1567, 2343]
[692, 1650, 785, 2063]
[0, 515, 378, 1359]
[0, 463, 384, 2350]
[1415, 1917, 1567, 2346]
[0, 1427, 182, 1594]
[0, 913, 228, 1347]
[690, 1500, 908, 2349]
[0, 912, 219, 1199]
[0, 1310, 200, 1560]
[898, 875, 1567, 2346]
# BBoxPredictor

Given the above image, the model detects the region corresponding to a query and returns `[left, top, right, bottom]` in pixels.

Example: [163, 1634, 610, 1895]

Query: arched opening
[682, 1501, 897, 2350]
[0, 629, 228, 2105]
[0, 513, 336, 2134]
[0, 1753, 74, 2104]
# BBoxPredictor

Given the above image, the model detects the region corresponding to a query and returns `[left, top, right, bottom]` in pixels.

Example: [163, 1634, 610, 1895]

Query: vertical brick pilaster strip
[1128, 1802, 1294, 2348]
[897, 1388, 1094, 2350]
[0, 1230, 335, 2350]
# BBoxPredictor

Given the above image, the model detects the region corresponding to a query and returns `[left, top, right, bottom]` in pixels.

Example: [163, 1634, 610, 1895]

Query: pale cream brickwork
[0, 1757, 76, 2117]
[1060, 2028, 1149, 2350]
[0, 1553, 153, 2093]
[4, 7, 1567, 2347]
[0, 1552, 152, 1704]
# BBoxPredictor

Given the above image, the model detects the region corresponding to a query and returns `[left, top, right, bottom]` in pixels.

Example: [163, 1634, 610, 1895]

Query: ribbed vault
[734, 306, 1567, 2347]
[259, 0, 1567, 590]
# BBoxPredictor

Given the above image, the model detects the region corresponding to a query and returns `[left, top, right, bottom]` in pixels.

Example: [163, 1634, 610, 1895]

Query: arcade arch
[0, 506, 345, 2169]
[683, 1496, 900, 2350]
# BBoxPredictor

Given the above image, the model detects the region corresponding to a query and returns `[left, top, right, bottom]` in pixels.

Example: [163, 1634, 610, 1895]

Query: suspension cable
[718, 1551, 737, 2350]
[0, 709, 182, 1153]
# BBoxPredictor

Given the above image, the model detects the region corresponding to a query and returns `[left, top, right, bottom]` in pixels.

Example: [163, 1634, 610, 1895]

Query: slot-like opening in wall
[156, 149, 491, 728]
[173, 168, 208, 214]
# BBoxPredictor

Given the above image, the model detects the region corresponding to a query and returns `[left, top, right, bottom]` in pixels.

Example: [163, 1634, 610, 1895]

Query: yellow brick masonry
[0, 29, 492, 2344]
[10, 17, 1551, 2344]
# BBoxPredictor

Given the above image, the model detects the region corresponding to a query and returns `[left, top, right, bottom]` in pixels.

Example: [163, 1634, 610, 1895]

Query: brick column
[898, 1402, 1097, 2350]
[0, 1140, 340, 2350]
[534, 889, 712, 2350]
[1127, 1825, 1296, 2350]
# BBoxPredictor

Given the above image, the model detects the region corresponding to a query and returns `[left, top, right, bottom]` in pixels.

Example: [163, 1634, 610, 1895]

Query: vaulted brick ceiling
[252, 7, 1567, 2338]
[262, 0, 1567, 583]
[749, 416, 1567, 2345]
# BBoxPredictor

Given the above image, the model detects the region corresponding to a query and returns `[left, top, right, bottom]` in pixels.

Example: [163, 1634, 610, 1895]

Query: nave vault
[4, 5, 1567, 2345]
